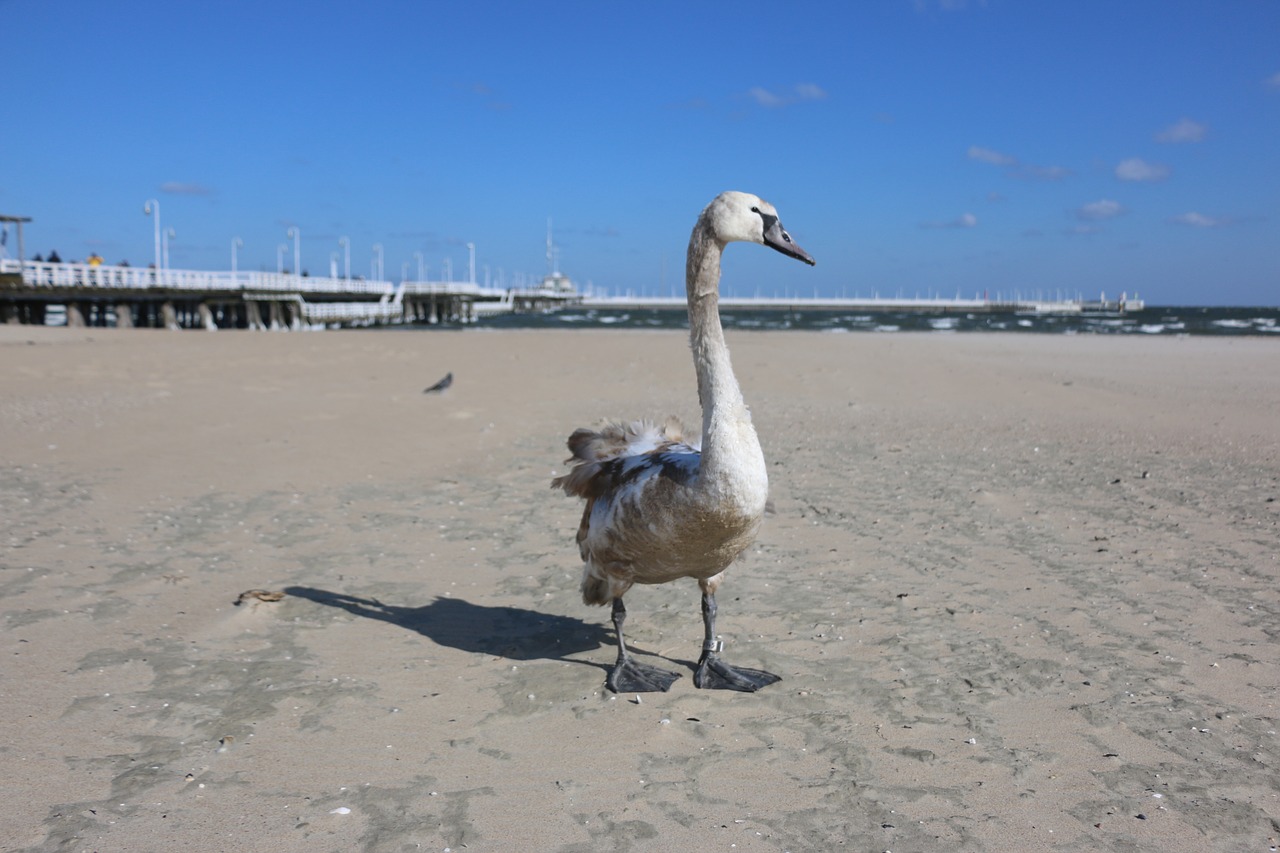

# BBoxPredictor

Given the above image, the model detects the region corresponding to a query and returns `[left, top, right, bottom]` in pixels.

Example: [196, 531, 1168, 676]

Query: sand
[1, 324, 1277, 852]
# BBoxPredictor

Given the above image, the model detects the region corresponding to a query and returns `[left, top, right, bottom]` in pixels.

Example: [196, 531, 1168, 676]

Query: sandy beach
[1, 324, 1277, 852]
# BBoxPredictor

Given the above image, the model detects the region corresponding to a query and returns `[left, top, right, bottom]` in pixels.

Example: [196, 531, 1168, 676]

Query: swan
[552, 191, 815, 692]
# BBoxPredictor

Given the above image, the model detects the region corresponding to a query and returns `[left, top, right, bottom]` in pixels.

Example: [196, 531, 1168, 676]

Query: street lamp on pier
[443, 257, 452, 282]
[414, 251, 423, 283]
[287, 227, 300, 278]
[143, 199, 161, 271]
[467, 242, 475, 284]
[231, 237, 243, 285]
[338, 236, 350, 280]
[163, 228, 175, 272]
[372, 244, 384, 281]
[277, 244, 288, 274]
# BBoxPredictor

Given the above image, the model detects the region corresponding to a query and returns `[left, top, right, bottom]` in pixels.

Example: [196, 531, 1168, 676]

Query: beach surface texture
[2, 326, 1277, 852]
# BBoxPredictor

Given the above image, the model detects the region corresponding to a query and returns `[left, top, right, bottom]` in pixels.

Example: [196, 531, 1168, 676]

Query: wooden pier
[0, 260, 579, 330]
[1, 258, 1142, 329]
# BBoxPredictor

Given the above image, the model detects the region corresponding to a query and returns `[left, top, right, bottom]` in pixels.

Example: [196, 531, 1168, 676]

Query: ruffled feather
[551, 417, 700, 499]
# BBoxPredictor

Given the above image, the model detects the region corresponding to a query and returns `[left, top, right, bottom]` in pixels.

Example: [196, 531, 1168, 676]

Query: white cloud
[794, 83, 828, 101]
[1076, 199, 1125, 221]
[1115, 158, 1170, 182]
[1265, 71, 1280, 90]
[747, 84, 827, 108]
[1155, 117, 1207, 143]
[920, 212, 978, 229]
[1016, 164, 1071, 181]
[454, 80, 511, 111]
[968, 146, 1016, 166]
[1169, 211, 1223, 228]
[160, 181, 212, 196]
[747, 87, 786, 108]
[968, 146, 1070, 180]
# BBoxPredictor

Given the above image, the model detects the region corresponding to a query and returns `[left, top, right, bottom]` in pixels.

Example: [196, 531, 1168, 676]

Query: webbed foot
[607, 657, 681, 693]
[694, 653, 781, 692]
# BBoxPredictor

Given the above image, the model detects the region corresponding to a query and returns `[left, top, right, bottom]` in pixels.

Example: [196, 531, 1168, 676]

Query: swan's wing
[566, 440, 702, 580]
[565, 418, 696, 464]
[551, 418, 699, 499]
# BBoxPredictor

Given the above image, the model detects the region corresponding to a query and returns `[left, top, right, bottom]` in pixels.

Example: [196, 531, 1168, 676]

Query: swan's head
[704, 191, 815, 266]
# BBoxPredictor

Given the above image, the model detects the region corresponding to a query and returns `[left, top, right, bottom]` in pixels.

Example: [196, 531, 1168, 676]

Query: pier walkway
[0, 259, 579, 329]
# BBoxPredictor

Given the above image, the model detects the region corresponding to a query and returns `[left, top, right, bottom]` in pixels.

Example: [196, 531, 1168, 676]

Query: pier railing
[3, 259, 507, 299]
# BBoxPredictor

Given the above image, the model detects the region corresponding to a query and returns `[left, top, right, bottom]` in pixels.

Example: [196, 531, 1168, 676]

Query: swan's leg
[606, 597, 680, 693]
[693, 587, 781, 692]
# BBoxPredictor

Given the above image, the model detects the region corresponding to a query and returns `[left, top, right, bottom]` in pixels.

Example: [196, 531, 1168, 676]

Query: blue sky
[3, 0, 1278, 305]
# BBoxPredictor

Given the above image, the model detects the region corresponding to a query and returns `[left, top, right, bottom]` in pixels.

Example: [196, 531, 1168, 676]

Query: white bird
[552, 191, 815, 692]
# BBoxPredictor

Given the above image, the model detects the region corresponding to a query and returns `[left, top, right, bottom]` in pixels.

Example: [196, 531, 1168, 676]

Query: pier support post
[2, 302, 17, 325]
[66, 302, 87, 327]
[161, 301, 179, 330]
[198, 302, 216, 330]
[115, 302, 134, 328]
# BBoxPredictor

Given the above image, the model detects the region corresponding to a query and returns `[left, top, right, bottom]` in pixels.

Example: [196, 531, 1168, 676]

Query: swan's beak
[763, 219, 816, 266]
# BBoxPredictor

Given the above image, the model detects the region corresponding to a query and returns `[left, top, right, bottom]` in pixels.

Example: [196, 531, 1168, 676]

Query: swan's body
[553, 191, 814, 692]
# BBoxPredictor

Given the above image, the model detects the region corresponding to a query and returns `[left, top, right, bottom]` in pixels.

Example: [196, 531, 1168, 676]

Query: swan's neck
[686, 222, 766, 501]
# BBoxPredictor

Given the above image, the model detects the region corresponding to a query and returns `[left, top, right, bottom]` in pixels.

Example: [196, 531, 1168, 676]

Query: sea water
[476, 306, 1280, 337]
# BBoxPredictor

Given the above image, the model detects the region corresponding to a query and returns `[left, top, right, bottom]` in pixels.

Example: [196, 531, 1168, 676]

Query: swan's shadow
[284, 586, 610, 665]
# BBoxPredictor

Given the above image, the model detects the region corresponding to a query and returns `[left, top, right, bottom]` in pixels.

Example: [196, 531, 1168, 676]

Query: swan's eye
[750, 206, 760, 214]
